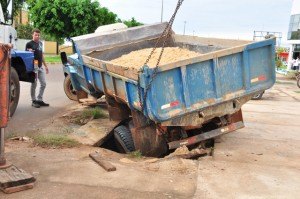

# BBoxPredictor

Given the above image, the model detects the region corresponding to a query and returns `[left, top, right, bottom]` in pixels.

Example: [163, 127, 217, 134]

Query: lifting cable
[137, 0, 184, 112]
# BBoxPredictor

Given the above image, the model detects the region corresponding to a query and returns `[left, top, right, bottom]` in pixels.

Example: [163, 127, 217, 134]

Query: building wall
[15, 10, 29, 25]
[44, 41, 57, 54]
[288, 0, 300, 40]
[58, 45, 73, 54]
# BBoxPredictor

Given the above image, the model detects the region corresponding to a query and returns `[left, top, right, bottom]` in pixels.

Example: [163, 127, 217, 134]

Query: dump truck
[61, 22, 276, 157]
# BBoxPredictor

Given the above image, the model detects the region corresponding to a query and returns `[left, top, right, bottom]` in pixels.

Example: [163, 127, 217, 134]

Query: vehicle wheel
[297, 78, 300, 88]
[114, 125, 135, 153]
[10, 67, 20, 117]
[251, 92, 264, 100]
[63, 75, 77, 101]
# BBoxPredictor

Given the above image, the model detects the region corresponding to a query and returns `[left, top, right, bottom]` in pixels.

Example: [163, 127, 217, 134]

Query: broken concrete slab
[72, 119, 119, 146]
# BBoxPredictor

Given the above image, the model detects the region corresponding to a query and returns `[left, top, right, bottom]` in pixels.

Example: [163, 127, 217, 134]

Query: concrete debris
[9, 136, 31, 142]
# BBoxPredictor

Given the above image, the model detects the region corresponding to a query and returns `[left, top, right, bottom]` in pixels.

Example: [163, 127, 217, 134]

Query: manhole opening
[99, 126, 215, 158]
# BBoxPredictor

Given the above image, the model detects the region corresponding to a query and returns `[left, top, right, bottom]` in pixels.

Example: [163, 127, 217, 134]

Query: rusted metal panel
[0, 44, 11, 128]
[131, 110, 168, 157]
[168, 121, 244, 150]
[106, 97, 130, 121]
[161, 95, 251, 126]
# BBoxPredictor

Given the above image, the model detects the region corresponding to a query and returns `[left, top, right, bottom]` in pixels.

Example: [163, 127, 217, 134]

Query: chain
[137, 0, 184, 112]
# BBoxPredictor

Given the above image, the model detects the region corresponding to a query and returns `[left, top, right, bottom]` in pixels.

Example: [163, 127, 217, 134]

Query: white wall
[16, 39, 30, 51]
[16, 39, 47, 52]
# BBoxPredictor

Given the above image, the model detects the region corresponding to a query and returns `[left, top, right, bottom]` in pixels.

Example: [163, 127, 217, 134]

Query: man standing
[26, 29, 49, 108]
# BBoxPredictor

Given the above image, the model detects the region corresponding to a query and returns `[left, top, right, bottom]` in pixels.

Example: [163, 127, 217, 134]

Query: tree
[27, 0, 118, 43]
[0, 0, 24, 22]
[123, 17, 143, 27]
[16, 23, 33, 39]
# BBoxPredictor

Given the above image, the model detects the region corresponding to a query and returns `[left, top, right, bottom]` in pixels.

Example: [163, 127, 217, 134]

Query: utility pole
[183, 21, 186, 35]
[161, 0, 164, 22]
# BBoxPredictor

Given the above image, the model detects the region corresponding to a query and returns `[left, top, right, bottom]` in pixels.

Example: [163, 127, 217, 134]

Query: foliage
[276, 47, 286, 54]
[72, 107, 107, 125]
[129, 150, 142, 159]
[276, 60, 283, 69]
[27, 0, 118, 43]
[82, 107, 106, 120]
[16, 23, 34, 39]
[0, 0, 24, 22]
[123, 17, 143, 27]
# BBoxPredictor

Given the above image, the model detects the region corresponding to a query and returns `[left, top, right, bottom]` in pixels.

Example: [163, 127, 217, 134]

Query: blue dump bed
[72, 23, 276, 126]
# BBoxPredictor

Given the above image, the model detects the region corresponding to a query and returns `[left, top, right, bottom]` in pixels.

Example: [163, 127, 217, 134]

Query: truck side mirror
[60, 52, 68, 65]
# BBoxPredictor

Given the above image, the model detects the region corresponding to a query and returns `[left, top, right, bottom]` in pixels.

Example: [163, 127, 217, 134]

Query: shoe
[37, 100, 49, 107]
[32, 101, 40, 108]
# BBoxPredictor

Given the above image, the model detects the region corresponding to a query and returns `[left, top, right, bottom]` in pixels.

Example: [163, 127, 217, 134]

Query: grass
[82, 107, 106, 119]
[33, 134, 80, 148]
[129, 150, 142, 159]
[44, 55, 61, 63]
[294, 91, 300, 93]
[73, 107, 107, 125]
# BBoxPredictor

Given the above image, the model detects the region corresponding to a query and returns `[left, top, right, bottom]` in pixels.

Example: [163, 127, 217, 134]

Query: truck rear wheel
[10, 67, 20, 117]
[114, 125, 135, 153]
[63, 75, 77, 101]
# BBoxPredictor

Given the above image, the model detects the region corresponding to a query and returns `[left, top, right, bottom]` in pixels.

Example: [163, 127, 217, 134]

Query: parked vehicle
[61, 23, 276, 157]
[0, 2, 34, 116]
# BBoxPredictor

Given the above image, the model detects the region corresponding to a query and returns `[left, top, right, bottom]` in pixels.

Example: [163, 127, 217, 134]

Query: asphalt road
[6, 64, 75, 135]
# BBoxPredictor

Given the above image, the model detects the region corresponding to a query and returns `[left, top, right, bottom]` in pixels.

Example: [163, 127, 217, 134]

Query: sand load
[109, 47, 201, 69]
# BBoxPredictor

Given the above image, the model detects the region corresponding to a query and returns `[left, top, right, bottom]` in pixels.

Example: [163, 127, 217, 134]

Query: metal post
[161, 0, 164, 22]
[183, 21, 186, 35]
[0, 128, 6, 166]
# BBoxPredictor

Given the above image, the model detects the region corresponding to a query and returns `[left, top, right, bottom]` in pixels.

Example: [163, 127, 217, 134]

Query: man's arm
[42, 53, 49, 74]
[25, 42, 34, 52]
[25, 42, 30, 51]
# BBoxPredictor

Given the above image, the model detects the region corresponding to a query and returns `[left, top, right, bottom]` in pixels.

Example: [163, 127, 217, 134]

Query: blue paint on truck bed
[78, 38, 275, 123]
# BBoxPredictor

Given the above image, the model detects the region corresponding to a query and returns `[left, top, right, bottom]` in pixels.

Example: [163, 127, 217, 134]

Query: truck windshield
[0, 0, 13, 25]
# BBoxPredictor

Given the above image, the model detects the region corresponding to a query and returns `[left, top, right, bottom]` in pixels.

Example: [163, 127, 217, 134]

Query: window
[294, 44, 300, 52]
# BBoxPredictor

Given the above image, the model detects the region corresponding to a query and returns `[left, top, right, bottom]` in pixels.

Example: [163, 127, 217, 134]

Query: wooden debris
[89, 153, 116, 172]
[0, 165, 36, 193]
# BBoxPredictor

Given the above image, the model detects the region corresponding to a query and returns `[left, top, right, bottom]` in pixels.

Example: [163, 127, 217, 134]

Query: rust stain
[205, 98, 216, 104]
[0, 44, 11, 128]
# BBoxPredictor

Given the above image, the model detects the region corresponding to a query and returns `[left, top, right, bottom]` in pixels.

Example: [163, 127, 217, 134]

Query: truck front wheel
[10, 67, 20, 117]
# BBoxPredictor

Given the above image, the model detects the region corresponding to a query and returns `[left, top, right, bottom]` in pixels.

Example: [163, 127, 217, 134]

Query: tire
[10, 67, 20, 117]
[63, 75, 77, 101]
[297, 78, 300, 88]
[251, 92, 264, 100]
[114, 125, 135, 153]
